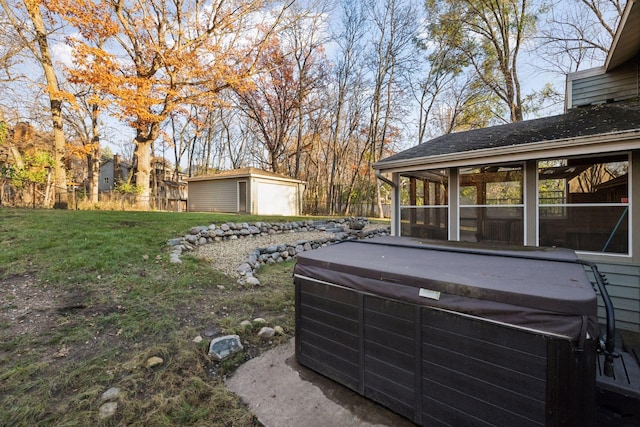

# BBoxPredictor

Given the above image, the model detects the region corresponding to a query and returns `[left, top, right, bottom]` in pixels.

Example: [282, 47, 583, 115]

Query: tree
[325, 0, 368, 214]
[1, 0, 70, 208]
[52, 0, 294, 209]
[234, 37, 300, 174]
[537, 0, 624, 73]
[424, 0, 538, 123]
[235, 4, 328, 176]
[63, 84, 104, 203]
[360, 0, 417, 217]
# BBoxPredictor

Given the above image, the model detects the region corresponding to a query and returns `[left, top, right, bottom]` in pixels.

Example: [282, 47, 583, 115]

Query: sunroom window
[459, 164, 524, 245]
[538, 154, 629, 254]
[400, 170, 448, 239]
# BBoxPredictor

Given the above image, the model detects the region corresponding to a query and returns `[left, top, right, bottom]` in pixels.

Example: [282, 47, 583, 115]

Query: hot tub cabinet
[294, 237, 600, 426]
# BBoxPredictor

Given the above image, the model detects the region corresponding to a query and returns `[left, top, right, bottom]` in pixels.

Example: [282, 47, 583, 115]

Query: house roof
[606, 0, 640, 71]
[187, 167, 306, 184]
[376, 2, 640, 174]
[374, 101, 640, 172]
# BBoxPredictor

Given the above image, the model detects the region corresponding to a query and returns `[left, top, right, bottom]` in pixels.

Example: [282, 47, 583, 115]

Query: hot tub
[294, 236, 600, 426]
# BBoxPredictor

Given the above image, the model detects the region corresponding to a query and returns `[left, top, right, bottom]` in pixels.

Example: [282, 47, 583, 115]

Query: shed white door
[256, 182, 297, 215]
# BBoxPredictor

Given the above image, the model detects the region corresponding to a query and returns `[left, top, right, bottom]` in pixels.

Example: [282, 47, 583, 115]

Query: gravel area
[193, 230, 333, 278]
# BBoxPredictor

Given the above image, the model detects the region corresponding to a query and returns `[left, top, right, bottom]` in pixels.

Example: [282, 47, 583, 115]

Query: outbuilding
[187, 167, 306, 215]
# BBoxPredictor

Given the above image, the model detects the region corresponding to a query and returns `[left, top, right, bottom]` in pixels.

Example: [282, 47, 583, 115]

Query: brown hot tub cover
[294, 236, 599, 343]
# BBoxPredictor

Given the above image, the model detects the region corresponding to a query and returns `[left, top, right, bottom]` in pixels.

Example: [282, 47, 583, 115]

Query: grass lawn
[0, 208, 317, 426]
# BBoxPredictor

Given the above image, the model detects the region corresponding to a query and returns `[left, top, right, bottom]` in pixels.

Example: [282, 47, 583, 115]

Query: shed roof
[374, 101, 640, 171]
[187, 167, 306, 184]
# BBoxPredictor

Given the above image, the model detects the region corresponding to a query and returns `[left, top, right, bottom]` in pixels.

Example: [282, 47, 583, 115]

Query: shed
[373, 0, 640, 334]
[187, 167, 306, 215]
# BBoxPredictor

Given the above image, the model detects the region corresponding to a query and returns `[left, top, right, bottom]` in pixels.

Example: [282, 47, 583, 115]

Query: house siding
[98, 162, 115, 192]
[569, 57, 639, 108]
[187, 179, 238, 212]
[592, 262, 640, 332]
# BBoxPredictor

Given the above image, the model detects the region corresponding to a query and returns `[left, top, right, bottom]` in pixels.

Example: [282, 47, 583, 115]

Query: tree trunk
[134, 135, 153, 210]
[24, 0, 68, 208]
[87, 154, 100, 203]
[88, 103, 100, 203]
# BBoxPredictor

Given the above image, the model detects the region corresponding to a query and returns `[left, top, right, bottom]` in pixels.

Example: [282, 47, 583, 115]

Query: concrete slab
[225, 339, 416, 427]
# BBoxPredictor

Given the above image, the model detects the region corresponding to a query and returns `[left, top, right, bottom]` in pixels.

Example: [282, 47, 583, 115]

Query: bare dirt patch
[0, 273, 109, 339]
[0, 273, 62, 337]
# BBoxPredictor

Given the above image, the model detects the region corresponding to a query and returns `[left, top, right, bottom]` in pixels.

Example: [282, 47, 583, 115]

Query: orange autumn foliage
[45, 0, 290, 208]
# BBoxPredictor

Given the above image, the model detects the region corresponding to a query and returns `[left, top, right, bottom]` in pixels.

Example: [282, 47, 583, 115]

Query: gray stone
[259, 254, 271, 263]
[229, 235, 238, 240]
[241, 222, 249, 229]
[227, 222, 237, 230]
[248, 226, 261, 234]
[287, 247, 296, 257]
[208, 335, 243, 361]
[237, 263, 252, 274]
[349, 220, 365, 230]
[167, 238, 182, 246]
[198, 237, 207, 245]
[204, 327, 220, 337]
[98, 402, 118, 419]
[303, 242, 312, 251]
[220, 224, 230, 232]
[101, 387, 122, 402]
[295, 245, 305, 254]
[208, 224, 216, 230]
[170, 254, 182, 264]
[184, 234, 198, 244]
[253, 317, 266, 324]
[274, 326, 284, 335]
[247, 252, 259, 265]
[240, 320, 252, 328]
[266, 244, 279, 253]
[246, 276, 261, 286]
[258, 327, 275, 339]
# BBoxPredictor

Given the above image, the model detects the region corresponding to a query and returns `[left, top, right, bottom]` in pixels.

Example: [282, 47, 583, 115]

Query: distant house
[374, 1, 640, 333]
[187, 167, 306, 215]
[97, 155, 187, 210]
[98, 154, 131, 192]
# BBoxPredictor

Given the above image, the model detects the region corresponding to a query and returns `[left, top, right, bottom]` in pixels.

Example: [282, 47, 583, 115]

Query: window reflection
[400, 170, 448, 239]
[538, 155, 629, 254]
[459, 164, 524, 245]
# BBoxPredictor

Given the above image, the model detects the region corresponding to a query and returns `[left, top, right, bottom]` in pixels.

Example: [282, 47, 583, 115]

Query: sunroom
[396, 154, 628, 254]
[373, 101, 640, 333]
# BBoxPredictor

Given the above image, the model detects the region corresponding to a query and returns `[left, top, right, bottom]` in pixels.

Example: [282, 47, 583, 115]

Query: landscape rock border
[167, 218, 390, 285]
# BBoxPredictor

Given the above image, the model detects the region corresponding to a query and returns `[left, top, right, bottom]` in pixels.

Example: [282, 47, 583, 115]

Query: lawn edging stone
[167, 218, 390, 285]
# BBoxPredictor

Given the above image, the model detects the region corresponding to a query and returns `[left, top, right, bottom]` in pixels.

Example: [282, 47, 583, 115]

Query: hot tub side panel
[295, 277, 362, 391]
[295, 275, 596, 426]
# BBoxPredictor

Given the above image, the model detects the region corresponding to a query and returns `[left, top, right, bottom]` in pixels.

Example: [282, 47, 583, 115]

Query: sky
[1, 0, 623, 167]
